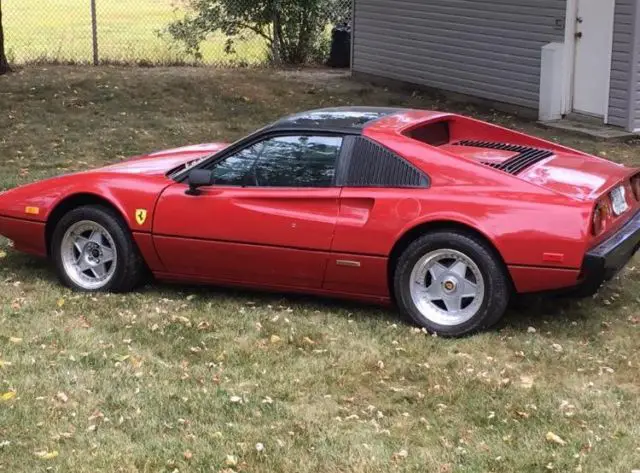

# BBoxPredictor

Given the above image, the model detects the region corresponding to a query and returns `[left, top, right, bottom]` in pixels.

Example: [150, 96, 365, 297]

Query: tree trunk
[0, 2, 10, 75]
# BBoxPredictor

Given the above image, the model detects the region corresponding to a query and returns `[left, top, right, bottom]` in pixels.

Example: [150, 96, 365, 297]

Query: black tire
[51, 205, 144, 292]
[393, 231, 510, 337]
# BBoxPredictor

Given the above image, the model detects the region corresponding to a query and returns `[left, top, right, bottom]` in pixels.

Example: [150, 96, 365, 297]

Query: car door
[153, 134, 344, 289]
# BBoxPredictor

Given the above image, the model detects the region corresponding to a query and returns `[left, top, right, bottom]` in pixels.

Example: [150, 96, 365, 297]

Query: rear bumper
[578, 210, 640, 296]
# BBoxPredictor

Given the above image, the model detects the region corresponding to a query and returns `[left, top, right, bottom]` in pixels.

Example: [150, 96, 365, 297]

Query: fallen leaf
[255, 442, 265, 452]
[270, 335, 281, 344]
[392, 449, 408, 461]
[302, 336, 316, 345]
[57, 298, 65, 308]
[1, 391, 16, 401]
[171, 315, 192, 327]
[0, 360, 12, 368]
[34, 450, 59, 459]
[546, 431, 567, 446]
[519, 376, 534, 389]
[527, 326, 537, 334]
[229, 395, 243, 404]
[9, 337, 22, 344]
[56, 392, 69, 403]
[0, 250, 6, 258]
[225, 454, 238, 466]
[184, 450, 193, 460]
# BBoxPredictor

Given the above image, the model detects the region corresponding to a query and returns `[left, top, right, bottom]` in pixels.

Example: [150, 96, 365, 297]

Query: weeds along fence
[3, 0, 352, 66]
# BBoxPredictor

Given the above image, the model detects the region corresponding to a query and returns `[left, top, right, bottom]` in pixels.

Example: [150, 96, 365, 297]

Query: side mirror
[186, 169, 213, 196]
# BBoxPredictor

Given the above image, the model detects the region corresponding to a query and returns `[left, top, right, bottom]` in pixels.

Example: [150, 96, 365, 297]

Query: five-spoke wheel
[60, 221, 118, 290]
[52, 205, 143, 292]
[394, 230, 510, 337]
[409, 249, 485, 327]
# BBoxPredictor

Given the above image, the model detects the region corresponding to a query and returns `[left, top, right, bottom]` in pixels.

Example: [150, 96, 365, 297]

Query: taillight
[592, 202, 607, 235]
[631, 175, 640, 201]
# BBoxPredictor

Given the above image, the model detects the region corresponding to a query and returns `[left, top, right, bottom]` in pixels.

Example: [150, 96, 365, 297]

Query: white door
[572, 0, 615, 117]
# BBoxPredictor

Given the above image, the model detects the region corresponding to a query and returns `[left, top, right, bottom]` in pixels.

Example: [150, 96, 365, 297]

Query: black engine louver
[455, 140, 553, 175]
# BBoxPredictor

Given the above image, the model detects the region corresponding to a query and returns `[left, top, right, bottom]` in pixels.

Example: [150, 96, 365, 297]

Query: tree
[0, 1, 10, 75]
[167, 0, 346, 65]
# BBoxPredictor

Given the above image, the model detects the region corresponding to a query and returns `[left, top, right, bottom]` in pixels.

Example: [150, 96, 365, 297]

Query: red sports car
[1, 107, 639, 336]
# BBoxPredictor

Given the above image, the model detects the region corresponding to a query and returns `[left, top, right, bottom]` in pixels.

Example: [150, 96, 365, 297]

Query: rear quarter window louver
[455, 140, 553, 175]
[343, 137, 429, 188]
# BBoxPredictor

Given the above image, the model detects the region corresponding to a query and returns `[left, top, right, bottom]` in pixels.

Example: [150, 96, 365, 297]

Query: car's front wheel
[51, 205, 143, 292]
[393, 231, 510, 337]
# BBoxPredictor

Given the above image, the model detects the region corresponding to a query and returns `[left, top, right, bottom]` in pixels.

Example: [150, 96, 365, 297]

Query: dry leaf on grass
[1, 391, 16, 401]
[171, 315, 192, 327]
[34, 450, 59, 459]
[519, 376, 534, 389]
[392, 449, 409, 461]
[9, 337, 22, 344]
[270, 335, 281, 344]
[225, 454, 238, 466]
[56, 392, 69, 403]
[546, 431, 567, 446]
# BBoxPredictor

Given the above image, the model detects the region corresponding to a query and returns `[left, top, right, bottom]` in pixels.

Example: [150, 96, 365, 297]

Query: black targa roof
[267, 106, 406, 134]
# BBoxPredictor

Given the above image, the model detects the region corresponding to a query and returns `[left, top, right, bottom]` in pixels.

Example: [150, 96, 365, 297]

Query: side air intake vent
[455, 140, 553, 175]
[344, 137, 429, 188]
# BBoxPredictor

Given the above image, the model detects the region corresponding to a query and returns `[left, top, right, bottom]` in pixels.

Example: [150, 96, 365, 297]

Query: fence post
[90, 0, 99, 65]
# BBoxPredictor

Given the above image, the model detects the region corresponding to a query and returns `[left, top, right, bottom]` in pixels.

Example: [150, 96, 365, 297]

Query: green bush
[166, 0, 349, 65]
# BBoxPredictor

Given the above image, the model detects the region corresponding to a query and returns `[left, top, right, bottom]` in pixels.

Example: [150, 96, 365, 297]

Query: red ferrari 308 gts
[1, 107, 639, 336]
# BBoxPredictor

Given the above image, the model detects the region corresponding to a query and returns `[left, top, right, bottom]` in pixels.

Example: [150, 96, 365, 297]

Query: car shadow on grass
[500, 292, 611, 339]
[142, 281, 401, 325]
[2, 250, 612, 337]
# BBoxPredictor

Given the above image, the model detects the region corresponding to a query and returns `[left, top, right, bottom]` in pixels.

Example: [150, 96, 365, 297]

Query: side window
[210, 142, 263, 186]
[254, 136, 342, 187]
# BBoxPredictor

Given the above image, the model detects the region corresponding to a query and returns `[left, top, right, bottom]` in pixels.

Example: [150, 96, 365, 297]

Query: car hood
[97, 143, 229, 176]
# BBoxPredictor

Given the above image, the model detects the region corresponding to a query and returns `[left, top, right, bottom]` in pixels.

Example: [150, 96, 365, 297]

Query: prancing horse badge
[135, 209, 147, 225]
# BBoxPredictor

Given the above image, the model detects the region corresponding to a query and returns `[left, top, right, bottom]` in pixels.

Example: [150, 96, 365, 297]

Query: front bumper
[578, 209, 640, 296]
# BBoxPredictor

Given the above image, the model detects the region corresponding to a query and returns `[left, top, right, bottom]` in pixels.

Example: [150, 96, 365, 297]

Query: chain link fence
[3, 0, 351, 66]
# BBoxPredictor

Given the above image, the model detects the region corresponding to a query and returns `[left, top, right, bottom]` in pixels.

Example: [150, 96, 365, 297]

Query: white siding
[352, 0, 567, 110]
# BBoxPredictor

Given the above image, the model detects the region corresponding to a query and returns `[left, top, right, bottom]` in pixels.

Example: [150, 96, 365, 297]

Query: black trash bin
[328, 22, 351, 68]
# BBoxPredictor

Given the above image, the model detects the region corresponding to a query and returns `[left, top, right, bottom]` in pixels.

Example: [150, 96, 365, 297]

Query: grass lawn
[2, 0, 267, 65]
[0, 66, 639, 473]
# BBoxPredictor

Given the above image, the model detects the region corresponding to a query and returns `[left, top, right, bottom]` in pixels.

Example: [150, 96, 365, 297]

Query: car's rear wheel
[51, 206, 143, 292]
[393, 231, 510, 336]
